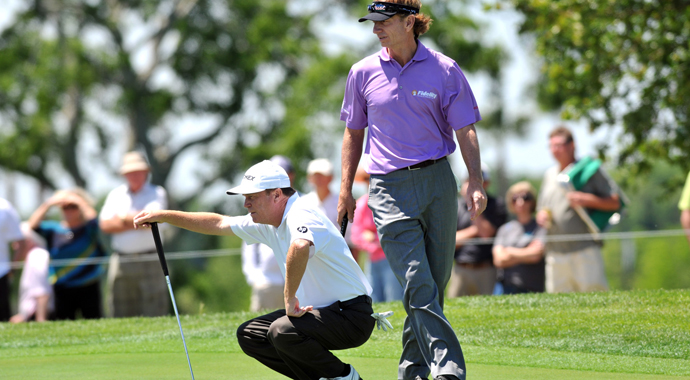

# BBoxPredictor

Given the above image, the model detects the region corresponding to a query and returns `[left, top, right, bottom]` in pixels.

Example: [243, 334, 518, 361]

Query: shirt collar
[378, 40, 429, 63]
[280, 193, 300, 225]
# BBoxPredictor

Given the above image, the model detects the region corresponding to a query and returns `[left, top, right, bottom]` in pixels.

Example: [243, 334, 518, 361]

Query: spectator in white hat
[99, 151, 169, 317]
[133, 160, 381, 380]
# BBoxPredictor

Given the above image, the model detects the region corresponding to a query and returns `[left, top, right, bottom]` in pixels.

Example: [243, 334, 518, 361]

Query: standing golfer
[338, 2, 485, 380]
[133, 160, 374, 380]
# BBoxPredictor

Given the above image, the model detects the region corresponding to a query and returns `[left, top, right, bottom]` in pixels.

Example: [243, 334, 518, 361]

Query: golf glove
[371, 311, 394, 331]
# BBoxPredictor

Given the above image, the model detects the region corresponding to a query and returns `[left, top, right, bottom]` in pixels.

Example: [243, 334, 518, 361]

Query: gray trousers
[236, 296, 374, 380]
[368, 159, 466, 380]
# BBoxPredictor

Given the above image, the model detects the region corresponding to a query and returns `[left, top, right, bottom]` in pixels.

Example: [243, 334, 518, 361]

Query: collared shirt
[100, 183, 167, 254]
[229, 194, 371, 308]
[340, 41, 481, 175]
[0, 197, 23, 278]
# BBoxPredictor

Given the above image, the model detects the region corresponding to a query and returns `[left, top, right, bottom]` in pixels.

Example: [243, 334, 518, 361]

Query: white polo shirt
[0, 198, 23, 278]
[229, 194, 372, 308]
[100, 183, 168, 254]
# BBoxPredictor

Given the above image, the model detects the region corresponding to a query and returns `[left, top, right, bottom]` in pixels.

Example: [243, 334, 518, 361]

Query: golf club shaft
[151, 223, 195, 380]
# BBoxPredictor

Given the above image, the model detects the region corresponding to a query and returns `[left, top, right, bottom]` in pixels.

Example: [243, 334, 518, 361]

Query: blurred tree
[511, 0, 690, 178]
[0, 0, 335, 209]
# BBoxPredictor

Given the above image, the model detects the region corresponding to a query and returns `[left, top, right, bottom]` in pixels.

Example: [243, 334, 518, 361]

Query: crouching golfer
[133, 160, 374, 380]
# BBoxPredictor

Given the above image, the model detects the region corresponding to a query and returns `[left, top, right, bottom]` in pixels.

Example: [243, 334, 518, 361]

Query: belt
[396, 156, 447, 172]
[457, 261, 493, 269]
[339, 295, 372, 308]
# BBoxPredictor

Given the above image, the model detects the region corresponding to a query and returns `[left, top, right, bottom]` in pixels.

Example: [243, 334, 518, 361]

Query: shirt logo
[297, 226, 308, 233]
[244, 175, 255, 181]
[412, 90, 437, 100]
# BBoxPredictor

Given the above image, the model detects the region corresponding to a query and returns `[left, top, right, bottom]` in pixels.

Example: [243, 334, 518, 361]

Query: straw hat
[119, 152, 150, 175]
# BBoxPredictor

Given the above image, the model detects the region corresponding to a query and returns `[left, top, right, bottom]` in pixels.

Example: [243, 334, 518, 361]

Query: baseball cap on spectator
[119, 152, 150, 174]
[307, 158, 334, 176]
[226, 160, 291, 195]
[270, 155, 295, 174]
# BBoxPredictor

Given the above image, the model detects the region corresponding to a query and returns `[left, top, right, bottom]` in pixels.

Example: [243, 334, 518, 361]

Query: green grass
[1, 289, 689, 379]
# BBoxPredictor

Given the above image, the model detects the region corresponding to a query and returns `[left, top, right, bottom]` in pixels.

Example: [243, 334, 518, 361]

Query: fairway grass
[2, 289, 689, 379]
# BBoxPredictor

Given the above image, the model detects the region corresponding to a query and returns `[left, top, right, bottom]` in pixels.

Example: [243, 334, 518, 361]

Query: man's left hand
[465, 180, 487, 220]
[286, 296, 313, 318]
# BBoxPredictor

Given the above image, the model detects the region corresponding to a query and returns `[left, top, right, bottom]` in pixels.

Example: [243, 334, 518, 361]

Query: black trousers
[0, 273, 10, 321]
[54, 281, 102, 320]
[237, 295, 375, 380]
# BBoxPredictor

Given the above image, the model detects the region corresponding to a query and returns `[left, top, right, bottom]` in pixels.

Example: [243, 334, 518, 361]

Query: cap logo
[244, 175, 255, 181]
[297, 226, 308, 233]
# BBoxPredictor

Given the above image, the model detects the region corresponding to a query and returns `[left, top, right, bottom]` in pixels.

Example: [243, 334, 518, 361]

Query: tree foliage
[0, 0, 333, 207]
[511, 0, 690, 175]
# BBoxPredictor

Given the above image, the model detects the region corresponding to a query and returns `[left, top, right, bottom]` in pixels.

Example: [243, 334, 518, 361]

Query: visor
[359, 2, 419, 22]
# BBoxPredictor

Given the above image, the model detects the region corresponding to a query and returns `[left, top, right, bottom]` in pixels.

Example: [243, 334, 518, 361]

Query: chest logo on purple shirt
[412, 90, 438, 100]
[297, 226, 308, 233]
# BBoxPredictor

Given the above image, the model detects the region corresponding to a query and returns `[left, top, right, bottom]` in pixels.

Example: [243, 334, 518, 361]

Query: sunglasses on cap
[367, 2, 420, 15]
[511, 193, 535, 203]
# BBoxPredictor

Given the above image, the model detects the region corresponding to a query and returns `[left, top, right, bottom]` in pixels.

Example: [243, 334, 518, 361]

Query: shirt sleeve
[444, 63, 481, 131]
[228, 215, 266, 245]
[493, 223, 509, 247]
[340, 68, 369, 130]
[1, 203, 23, 242]
[679, 172, 690, 211]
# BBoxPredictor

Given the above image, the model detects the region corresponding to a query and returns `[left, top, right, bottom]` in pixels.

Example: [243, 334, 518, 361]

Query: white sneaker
[319, 364, 361, 380]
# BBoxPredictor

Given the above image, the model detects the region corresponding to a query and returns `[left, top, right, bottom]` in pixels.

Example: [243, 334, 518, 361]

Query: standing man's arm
[455, 124, 487, 220]
[338, 128, 366, 224]
[284, 238, 314, 317]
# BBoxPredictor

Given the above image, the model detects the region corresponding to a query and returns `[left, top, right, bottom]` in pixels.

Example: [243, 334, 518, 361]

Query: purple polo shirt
[340, 41, 481, 175]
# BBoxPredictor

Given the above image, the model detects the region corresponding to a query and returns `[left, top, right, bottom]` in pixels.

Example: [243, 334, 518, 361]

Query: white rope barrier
[8, 229, 690, 270]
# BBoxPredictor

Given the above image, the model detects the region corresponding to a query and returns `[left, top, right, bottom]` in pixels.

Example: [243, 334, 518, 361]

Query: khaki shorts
[545, 246, 609, 293]
[446, 263, 496, 297]
[250, 283, 284, 312]
[107, 253, 170, 318]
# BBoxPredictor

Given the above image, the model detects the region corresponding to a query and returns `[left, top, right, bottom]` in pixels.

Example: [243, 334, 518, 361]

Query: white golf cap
[307, 158, 333, 176]
[226, 160, 291, 195]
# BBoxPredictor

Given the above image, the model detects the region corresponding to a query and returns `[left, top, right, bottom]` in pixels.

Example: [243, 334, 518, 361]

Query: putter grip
[151, 222, 169, 276]
[340, 213, 348, 237]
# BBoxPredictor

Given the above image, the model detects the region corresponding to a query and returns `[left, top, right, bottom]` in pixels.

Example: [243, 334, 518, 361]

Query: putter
[151, 222, 195, 380]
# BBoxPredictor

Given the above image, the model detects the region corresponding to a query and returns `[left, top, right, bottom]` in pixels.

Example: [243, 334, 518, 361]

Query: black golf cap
[359, 2, 420, 22]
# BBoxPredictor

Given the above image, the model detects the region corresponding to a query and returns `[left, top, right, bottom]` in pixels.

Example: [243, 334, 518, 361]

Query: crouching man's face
[243, 189, 280, 225]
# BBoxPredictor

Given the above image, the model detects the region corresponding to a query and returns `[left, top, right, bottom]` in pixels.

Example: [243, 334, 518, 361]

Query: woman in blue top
[28, 188, 105, 320]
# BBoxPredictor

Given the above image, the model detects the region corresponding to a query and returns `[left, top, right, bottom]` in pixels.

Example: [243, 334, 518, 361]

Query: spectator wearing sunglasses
[28, 188, 106, 320]
[493, 182, 546, 294]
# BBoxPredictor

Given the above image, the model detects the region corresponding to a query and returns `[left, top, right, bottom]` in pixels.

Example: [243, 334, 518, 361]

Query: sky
[0, 1, 622, 216]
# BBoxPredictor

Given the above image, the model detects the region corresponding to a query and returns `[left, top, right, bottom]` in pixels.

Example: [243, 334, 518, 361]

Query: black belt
[396, 156, 447, 172]
[339, 295, 372, 308]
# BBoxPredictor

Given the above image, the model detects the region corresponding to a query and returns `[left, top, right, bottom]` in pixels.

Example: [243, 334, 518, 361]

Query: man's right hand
[133, 210, 159, 229]
[338, 190, 356, 224]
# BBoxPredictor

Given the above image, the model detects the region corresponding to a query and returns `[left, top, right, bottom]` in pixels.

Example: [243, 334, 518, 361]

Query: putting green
[1, 353, 688, 380]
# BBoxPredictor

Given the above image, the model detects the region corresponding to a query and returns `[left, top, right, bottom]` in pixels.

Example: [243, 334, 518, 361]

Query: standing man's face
[124, 170, 149, 193]
[549, 135, 575, 165]
[243, 191, 275, 225]
[373, 15, 412, 49]
[308, 173, 333, 190]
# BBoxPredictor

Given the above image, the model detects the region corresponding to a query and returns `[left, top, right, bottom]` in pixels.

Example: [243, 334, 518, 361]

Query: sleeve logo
[297, 226, 308, 233]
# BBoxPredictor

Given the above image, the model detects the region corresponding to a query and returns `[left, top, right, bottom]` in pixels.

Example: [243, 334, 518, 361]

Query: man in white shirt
[10, 223, 53, 323]
[100, 151, 169, 317]
[133, 160, 375, 380]
[0, 197, 24, 321]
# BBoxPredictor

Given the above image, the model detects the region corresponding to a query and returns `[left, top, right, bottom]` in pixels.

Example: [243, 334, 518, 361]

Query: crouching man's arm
[284, 238, 313, 317]
[133, 210, 236, 237]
